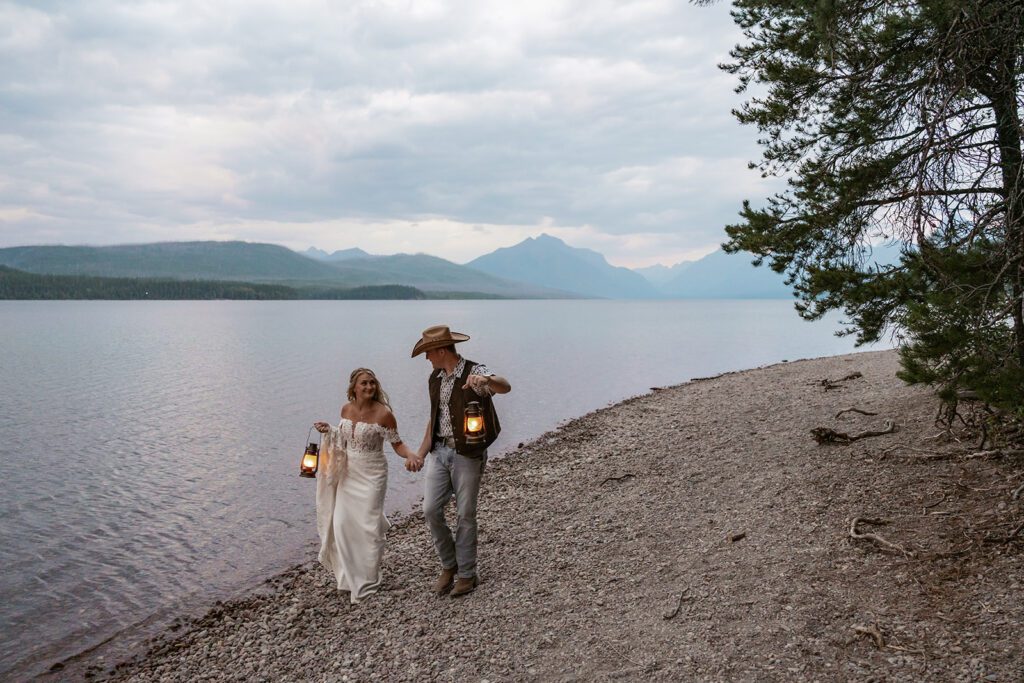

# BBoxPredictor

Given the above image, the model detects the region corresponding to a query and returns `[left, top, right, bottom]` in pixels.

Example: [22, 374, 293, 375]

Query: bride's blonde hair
[346, 368, 391, 409]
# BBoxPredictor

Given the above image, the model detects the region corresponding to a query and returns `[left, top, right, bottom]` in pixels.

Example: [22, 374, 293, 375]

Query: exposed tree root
[849, 517, 914, 557]
[812, 420, 896, 444]
[835, 407, 879, 419]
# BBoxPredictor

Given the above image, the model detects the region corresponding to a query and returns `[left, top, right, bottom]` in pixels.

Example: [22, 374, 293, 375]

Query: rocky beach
[74, 349, 1022, 681]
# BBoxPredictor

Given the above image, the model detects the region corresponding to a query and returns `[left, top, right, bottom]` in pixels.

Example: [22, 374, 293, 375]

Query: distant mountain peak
[303, 247, 374, 262]
[467, 234, 657, 299]
[303, 247, 330, 259]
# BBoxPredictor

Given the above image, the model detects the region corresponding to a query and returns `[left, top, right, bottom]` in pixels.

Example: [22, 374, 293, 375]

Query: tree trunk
[988, 79, 1024, 367]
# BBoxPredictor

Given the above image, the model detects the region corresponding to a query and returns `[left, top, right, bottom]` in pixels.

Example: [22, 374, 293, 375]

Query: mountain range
[467, 234, 659, 298]
[0, 235, 799, 299]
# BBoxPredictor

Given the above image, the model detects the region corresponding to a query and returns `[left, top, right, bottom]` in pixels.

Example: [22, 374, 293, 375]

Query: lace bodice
[319, 419, 401, 486]
[338, 418, 402, 454]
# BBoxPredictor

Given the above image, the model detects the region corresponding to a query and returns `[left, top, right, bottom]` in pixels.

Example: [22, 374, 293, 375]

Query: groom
[409, 325, 511, 597]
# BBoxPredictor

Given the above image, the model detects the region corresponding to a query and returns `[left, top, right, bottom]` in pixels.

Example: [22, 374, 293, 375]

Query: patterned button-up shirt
[436, 356, 494, 438]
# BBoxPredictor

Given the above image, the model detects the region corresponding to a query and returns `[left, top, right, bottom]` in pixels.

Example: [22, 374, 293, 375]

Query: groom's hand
[463, 375, 489, 392]
[406, 454, 424, 472]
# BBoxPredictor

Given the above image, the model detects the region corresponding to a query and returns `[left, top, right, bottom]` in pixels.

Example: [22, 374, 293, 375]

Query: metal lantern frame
[300, 426, 320, 478]
[463, 400, 486, 446]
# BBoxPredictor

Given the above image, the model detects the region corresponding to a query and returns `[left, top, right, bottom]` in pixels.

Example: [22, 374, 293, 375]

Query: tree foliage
[719, 0, 1024, 414]
[0, 267, 426, 300]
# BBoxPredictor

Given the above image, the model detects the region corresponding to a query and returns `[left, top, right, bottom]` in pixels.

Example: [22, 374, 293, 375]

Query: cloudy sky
[0, 0, 776, 268]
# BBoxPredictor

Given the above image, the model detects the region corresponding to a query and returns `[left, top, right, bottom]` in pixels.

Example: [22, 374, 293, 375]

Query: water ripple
[0, 299, 877, 678]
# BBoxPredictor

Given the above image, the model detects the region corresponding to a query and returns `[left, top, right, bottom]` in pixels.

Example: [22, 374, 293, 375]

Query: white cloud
[0, 0, 768, 265]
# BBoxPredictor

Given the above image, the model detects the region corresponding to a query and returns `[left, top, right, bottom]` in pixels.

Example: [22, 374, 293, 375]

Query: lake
[0, 300, 880, 677]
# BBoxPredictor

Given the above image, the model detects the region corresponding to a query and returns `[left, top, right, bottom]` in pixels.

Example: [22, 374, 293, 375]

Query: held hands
[405, 453, 425, 472]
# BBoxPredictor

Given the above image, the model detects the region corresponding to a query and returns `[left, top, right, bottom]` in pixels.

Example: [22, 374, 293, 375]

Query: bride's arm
[381, 412, 417, 460]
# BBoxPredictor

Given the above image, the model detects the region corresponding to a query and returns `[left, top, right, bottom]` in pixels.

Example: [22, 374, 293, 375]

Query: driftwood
[835, 407, 879, 419]
[849, 517, 914, 557]
[812, 420, 896, 444]
[812, 371, 863, 391]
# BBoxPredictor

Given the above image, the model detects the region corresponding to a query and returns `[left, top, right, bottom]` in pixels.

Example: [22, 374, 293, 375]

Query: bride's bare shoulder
[339, 402, 356, 419]
[379, 408, 398, 430]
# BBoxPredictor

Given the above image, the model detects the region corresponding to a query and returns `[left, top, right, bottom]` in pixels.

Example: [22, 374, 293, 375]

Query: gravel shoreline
[81, 350, 1022, 681]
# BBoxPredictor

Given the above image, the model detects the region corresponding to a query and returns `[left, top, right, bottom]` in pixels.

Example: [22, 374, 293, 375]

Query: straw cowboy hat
[411, 324, 470, 357]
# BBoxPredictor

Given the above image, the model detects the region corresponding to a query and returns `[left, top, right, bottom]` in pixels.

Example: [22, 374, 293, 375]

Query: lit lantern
[300, 427, 320, 478]
[464, 401, 486, 446]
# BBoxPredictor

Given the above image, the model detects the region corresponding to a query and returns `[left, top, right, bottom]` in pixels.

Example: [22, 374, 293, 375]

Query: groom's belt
[434, 436, 457, 450]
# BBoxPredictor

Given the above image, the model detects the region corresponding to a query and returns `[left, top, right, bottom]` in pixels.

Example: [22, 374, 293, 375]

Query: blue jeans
[422, 444, 487, 579]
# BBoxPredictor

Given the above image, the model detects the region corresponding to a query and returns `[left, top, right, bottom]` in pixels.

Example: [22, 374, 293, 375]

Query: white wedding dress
[315, 418, 400, 603]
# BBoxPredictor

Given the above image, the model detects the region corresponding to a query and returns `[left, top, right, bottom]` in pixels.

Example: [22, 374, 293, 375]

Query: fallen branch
[812, 420, 896, 445]
[663, 588, 692, 620]
[835, 407, 879, 419]
[600, 473, 636, 486]
[849, 517, 914, 557]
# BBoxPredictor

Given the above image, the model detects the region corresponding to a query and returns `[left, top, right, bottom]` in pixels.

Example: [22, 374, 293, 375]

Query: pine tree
[716, 0, 1024, 414]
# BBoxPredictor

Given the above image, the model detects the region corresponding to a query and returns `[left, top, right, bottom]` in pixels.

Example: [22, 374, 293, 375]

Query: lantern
[464, 401, 486, 446]
[300, 426, 320, 478]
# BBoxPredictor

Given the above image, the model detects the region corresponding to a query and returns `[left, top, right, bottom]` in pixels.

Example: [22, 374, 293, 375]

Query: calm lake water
[0, 300, 880, 677]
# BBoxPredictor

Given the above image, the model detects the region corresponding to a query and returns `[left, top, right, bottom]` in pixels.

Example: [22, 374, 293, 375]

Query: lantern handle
[307, 425, 322, 444]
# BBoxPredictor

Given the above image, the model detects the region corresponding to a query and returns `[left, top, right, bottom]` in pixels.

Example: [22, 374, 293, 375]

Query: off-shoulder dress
[315, 418, 401, 603]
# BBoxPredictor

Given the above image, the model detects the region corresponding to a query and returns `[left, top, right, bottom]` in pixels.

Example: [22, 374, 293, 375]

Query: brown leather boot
[450, 575, 478, 598]
[434, 566, 457, 595]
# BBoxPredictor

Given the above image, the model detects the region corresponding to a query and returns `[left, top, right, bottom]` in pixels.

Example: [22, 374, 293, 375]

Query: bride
[313, 368, 419, 603]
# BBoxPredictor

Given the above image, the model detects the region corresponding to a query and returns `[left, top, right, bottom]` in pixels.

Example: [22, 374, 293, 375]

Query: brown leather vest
[428, 358, 501, 458]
